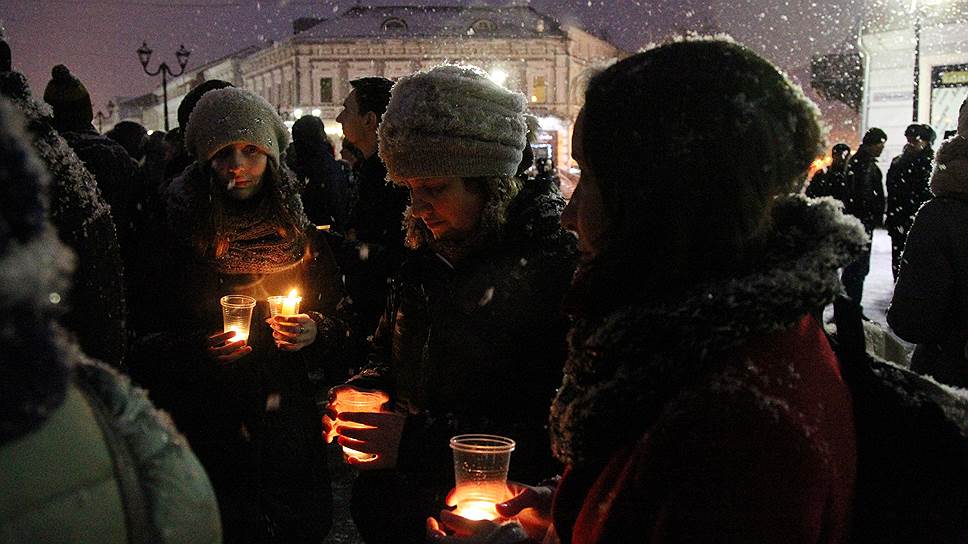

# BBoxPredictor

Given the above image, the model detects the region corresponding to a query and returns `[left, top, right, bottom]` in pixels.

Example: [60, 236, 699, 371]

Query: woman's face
[211, 143, 268, 201]
[402, 176, 485, 242]
[561, 111, 608, 264]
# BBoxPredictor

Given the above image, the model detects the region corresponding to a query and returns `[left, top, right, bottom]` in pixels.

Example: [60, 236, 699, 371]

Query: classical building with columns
[128, 5, 622, 169]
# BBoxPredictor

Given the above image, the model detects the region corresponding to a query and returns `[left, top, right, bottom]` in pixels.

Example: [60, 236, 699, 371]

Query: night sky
[2, 0, 863, 139]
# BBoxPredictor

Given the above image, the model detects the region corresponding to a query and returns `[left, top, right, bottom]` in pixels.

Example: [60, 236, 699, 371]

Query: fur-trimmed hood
[549, 195, 867, 468]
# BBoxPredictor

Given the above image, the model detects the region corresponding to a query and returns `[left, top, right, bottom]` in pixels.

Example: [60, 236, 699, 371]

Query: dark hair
[105, 120, 148, 160]
[578, 38, 822, 307]
[349, 77, 393, 122]
[861, 127, 887, 146]
[832, 143, 851, 154]
[196, 160, 305, 258]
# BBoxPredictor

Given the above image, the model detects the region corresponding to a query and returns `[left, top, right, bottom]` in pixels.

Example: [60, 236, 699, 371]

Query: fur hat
[378, 64, 529, 180]
[184, 87, 289, 165]
[43, 64, 93, 129]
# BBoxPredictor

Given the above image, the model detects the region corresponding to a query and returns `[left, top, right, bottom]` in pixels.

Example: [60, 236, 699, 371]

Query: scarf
[549, 195, 867, 469]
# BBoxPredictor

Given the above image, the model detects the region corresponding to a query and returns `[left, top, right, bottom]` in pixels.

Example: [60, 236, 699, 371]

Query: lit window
[532, 75, 547, 103]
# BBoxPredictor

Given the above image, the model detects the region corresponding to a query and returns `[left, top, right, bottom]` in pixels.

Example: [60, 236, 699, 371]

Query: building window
[319, 77, 333, 103]
[382, 17, 407, 32]
[532, 75, 547, 103]
[470, 19, 496, 33]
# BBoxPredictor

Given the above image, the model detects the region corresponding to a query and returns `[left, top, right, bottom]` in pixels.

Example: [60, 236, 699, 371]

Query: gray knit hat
[378, 64, 529, 180]
[184, 87, 289, 165]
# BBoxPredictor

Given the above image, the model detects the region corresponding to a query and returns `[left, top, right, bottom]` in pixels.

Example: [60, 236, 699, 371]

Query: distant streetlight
[489, 68, 508, 87]
[94, 99, 115, 133]
[137, 41, 191, 131]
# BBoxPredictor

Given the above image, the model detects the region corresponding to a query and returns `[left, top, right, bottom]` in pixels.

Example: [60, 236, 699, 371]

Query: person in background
[429, 37, 862, 544]
[885, 123, 935, 279]
[127, 88, 350, 543]
[0, 43, 126, 369]
[44, 65, 139, 249]
[805, 142, 850, 200]
[842, 127, 886, 309]
[888, 99, 968, 389]
[334, 77, 410, 348]
[285, 114, 352, 233]
[106, 120, 148, 163]
[163, 79, 234, 182]
[0, 97, 221, 544]
[324, 64, 577, 544]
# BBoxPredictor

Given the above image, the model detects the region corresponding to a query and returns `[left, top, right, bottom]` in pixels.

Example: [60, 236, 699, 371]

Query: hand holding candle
[324, 387, 405, 469]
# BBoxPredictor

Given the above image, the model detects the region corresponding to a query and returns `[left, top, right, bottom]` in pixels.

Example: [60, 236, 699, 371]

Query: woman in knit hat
[322, 64, 577, 543]
[889, 97, 968, 389]
[431, 37, 864, 543]
[127, 87, 349, 543]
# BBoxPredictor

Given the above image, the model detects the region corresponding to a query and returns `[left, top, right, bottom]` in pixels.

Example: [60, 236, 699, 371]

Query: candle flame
[287, 288, 298, 298]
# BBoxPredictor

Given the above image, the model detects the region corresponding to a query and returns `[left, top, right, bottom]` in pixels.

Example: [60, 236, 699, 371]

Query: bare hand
[336, 410, 406, 469]
[267, 314, 316, 351]
[442, 481, 555, 541]
[206, 330, 252, 364]
[426, 511, 528, 543]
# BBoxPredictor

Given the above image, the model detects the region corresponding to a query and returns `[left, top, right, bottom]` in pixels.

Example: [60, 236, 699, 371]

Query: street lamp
[94, 100, 115, 133]
[137, 41, 190, 131]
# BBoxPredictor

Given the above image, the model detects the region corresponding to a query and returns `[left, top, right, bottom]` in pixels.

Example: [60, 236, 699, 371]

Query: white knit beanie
[184, 87, 290, 165]
[378, 64, 529, 180]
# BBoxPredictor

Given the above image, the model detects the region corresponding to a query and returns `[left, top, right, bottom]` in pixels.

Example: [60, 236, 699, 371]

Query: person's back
[0, 97, 220, 544]
[0, 63, 126, 368]
[885, 124, 934, 279]
[288, 114, 352, 232]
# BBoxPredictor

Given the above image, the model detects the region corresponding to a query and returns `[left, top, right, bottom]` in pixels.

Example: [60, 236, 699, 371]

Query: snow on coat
[550, 195, 866, 543]
[0, 69, 126, 367]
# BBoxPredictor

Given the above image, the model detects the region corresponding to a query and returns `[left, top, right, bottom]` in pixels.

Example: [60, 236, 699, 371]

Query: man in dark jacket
[886, 123, 935, 279]
[44, 65, 139, 247]
[335, 77, 410, 347]
[842, 127, 887, 307]
[805, 142, 850, 200]
[286, 114, 352, 232]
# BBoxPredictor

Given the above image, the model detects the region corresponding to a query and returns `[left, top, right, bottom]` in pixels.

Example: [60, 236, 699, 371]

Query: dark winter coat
[885, 145, 933, 238]
[60, 125, 140, 242]
[285, 132, 352, 233]
[888, 194, 968, 389]
[346, 177, 577, 543]
[550, 196, 864, 544]
[128, 162, 350, 543]
[845, 146, 886, 230]
[334, 153, 410, 348]
[0, 70, 126, 367]
[805, 165, 849, 202]
[0, 96, 219, 544]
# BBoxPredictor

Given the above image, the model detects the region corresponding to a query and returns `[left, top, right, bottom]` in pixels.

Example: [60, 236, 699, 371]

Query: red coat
[553, 316, 856, 543]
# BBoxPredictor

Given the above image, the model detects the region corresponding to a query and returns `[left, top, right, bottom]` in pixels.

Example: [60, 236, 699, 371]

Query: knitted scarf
[549, 195, 868, 469]
[166, 162, 308, 275]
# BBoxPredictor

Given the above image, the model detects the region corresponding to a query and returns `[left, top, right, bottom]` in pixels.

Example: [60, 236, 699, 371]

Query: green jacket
[0, 361, 221, 544]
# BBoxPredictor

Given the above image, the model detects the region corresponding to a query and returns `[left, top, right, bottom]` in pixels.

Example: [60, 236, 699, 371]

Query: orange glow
[453, 499, 500, 521]
[281, 289, 301, 315]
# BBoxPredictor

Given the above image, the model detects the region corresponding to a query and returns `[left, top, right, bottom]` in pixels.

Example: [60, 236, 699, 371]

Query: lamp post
[94, 100, 115, 133]
[911, 0, 923, 122]
[137, 42, 190, 131]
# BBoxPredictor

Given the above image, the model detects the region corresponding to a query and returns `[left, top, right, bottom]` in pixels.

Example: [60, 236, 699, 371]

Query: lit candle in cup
[333, 389, 389, 463]
[452, 498, 500, 521]
[220, 295, 256, 345]
[226, 325, 248, 343]
[449, 435, 515, 522]
[268, 289, 302, 317]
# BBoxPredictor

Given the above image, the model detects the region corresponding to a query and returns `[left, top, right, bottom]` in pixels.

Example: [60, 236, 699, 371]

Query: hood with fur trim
[550, 195, 868, 468]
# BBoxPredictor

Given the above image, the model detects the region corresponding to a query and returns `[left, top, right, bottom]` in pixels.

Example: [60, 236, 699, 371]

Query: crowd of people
[1, 31, 967, 544]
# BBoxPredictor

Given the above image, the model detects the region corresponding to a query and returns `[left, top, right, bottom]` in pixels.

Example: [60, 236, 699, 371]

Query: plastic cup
[220, 295, 256, 343]
[449, 434, 515, 521]
[267, 294, 301, 317]
[333, 389, 389, 463]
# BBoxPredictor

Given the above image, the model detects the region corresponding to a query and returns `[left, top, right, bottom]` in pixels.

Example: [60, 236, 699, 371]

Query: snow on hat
[43, 64, 93, 128]
[378, 64, 529, 180]
[184, 87, 289, 165]
[177, 79, 233, 130]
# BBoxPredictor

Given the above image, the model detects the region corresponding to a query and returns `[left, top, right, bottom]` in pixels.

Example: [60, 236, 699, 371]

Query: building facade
[860, 1, 968, 160]
[131, 5, 620, 170]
